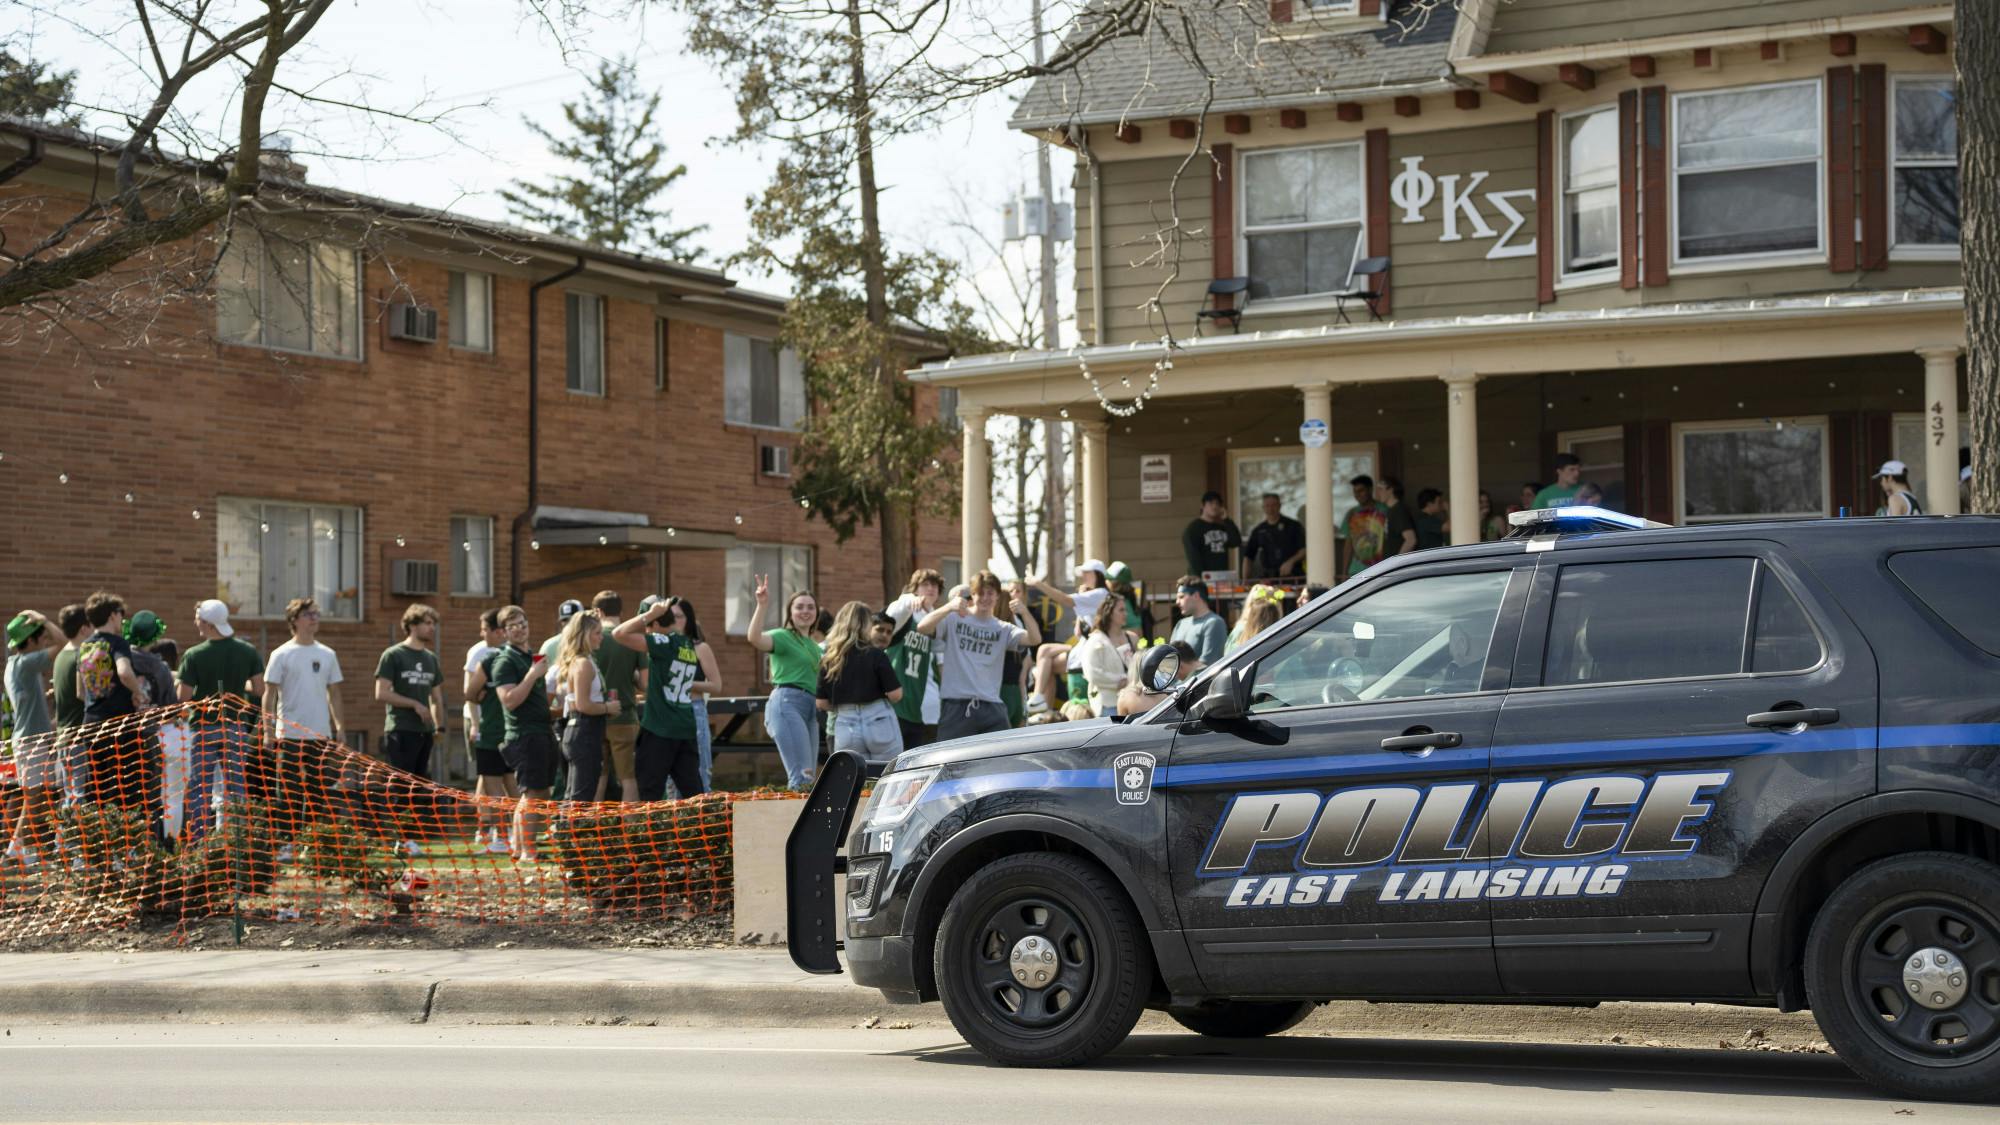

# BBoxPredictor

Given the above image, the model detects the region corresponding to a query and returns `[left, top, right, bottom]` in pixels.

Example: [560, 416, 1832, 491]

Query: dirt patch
[0, 911, 735, 953]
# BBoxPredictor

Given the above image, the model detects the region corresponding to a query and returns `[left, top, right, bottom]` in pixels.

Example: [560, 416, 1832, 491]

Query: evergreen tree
[0, 49, 80, 126]
[501, 57, 704, 259]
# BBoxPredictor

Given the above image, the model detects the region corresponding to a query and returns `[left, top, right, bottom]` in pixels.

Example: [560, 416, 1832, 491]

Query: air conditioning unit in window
[388, 302, 439, 343]
[390, 559, 440, 596]
[760, 443, 791, 477]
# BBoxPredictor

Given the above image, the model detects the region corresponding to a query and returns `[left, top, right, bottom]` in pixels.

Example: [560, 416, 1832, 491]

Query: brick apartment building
[0, 118, 961, 764]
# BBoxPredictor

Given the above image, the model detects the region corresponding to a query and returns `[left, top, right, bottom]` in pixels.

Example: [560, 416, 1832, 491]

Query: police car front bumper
[845, 934, 924, 1003]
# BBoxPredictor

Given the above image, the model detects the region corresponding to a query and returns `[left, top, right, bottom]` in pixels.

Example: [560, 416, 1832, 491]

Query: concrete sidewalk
[0, 948, 1829, 1051]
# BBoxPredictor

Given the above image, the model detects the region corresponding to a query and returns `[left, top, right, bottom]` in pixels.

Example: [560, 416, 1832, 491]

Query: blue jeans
[692, 695, 714, 791]
[767, 685, 820, 791]
[832, 698, 904, 764]
[186, 721, 247, 842]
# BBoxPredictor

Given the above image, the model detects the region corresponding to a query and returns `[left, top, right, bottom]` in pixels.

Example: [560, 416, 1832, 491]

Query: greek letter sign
[1390, 156, 1537, 262]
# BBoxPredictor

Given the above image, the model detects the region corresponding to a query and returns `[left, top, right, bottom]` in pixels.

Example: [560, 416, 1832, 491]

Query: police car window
[1889, 547, 2000, 656]
[1544, 559, 1752, 686]
[1749, 567, 1822, 673]
[1247, 571, 1509, 712]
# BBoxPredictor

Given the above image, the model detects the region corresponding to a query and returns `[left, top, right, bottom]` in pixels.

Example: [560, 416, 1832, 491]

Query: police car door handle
[1381, 730, 1462, 754]
[1746, 706, 1839, 730]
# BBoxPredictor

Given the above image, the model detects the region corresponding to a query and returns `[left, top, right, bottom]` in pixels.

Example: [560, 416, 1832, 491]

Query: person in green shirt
[609, 597, 717, 800]
[48, 603, 87, 803]
[745, 576, 824, 790]
[1532, 453, 1583, 509]
[462, 609, 515, 853]
[373, 604, 444, 783]
[589, 591, 645, 802]
[175, 599, 264, 841]
[884, 569, 943, 749]
[490, 605, 554, 861]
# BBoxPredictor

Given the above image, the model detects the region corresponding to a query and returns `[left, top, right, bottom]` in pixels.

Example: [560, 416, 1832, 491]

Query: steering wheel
[1319, 657, 1364, 704]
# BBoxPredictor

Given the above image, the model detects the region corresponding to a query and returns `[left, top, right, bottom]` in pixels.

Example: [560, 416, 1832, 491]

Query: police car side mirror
[1138, 644, 1181, 693]
[1187, 666, 1249, 724]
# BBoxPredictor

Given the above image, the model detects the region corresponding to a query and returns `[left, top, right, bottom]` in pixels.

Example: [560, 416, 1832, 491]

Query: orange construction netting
[0, 696, 776, 939]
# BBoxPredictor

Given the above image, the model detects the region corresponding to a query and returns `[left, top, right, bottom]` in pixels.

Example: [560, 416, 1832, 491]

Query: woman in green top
[747, 575, 823, 790]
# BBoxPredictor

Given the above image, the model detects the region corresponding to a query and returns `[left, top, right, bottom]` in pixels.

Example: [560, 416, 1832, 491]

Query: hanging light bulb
[395, 536, 406, 547]
[799, 498, 810, 509]
[123, 492, 134, 503]
[598, 534, 609, 545]
[58, 472, 68, 484]
[733, 513, 744, 525]
[325, 526, 336, 540]
[531, 539, 541, 551]
[666, 528, 676, 537]
[260, 522, 270, 534]
[1059, 408, 1069, 419]
[461, 540, 472, 552]
[191, 509, 202, 520]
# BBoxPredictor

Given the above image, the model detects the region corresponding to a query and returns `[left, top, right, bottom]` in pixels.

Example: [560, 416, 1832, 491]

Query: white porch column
[1919, 347, 1961, 516]
[1080, 419, 1111, 564]
[1301, 384, 1335, 586]
[1443, 373, 1482, 545]
[960, 405, 992, 572]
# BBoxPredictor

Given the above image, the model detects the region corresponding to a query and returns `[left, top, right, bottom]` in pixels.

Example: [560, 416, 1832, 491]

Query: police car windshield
[1247, 571, 1509, 711]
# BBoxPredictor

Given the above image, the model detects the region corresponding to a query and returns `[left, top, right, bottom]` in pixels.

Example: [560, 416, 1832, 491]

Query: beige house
[916, 0, 1967, 597]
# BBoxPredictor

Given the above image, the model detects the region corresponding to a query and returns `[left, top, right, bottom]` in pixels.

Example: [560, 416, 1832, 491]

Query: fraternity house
[920, 0, 1967, 593]
[0, 119, 958, 758]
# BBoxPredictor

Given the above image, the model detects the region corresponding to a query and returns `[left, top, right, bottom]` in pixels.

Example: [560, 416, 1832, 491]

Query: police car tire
[1168, 1000, 1316, 1039]
[933, 851, 1152, 1067]
[1803, 851, 2000, 1102]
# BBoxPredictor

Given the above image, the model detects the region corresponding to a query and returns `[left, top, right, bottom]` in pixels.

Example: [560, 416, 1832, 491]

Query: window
[1240, 142, 1364, 301]
[1890, 548, 2000, 656]
[451, 515, 494, 597]
[1546, 559, 1751, 685]
[448, 270, 493, 351]
[724, 334, 806, 429]
[1750, 567, 1822, 673]
[565, 292, 604, 395]
[1560, 107, 1619, 277]
[1560, 427, 1626, 513]
[1247, 570, 1510, 712]
[725, 543, 813, 637]
[1677, 419, 1827, 523]
[215, 498, 363, 621]
[939, 557, 963, 590]
[653, 318, 669, 391]
[1892, 76, 1959, 251]
[937, 386, 961, 432]
[215, 229, 361, 357]
[1232, 451, 1308, 534]
[1673, 82, 1822, 262]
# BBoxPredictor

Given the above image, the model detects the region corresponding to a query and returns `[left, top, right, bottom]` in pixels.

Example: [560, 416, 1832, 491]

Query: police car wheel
[934, 851, 1152, 1067]
[1804, 852, 2000, 1102]
[1168, 1000, 1316, 1039]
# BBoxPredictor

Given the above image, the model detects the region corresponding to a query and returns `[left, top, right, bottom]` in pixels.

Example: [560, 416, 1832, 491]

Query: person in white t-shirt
[261, 597, 345, 818]
[1025, 559, 1112, 715]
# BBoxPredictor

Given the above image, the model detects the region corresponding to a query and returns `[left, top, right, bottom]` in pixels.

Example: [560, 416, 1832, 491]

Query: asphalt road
[0, 1024, 1987, 1123]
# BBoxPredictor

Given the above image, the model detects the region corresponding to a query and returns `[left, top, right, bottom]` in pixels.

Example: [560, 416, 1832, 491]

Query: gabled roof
[1010, 2, 1459, 132]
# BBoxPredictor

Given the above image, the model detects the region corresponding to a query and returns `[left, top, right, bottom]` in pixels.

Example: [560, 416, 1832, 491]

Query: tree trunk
[1963, 0, 1997, 512]
[846, 0, 911, 599]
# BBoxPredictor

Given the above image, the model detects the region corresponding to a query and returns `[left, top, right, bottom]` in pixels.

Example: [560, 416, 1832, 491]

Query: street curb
[0, 976, 1827, 1047]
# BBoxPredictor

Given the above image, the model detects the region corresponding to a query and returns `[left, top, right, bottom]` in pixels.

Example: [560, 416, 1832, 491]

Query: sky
[11, 0, 1073, 328]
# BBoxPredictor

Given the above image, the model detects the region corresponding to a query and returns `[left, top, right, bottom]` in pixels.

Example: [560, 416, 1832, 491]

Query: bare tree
[1960, 0, 1996, 512]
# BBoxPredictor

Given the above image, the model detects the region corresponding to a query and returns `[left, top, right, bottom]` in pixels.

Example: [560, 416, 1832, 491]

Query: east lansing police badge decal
[1113, 751, 1155, 806]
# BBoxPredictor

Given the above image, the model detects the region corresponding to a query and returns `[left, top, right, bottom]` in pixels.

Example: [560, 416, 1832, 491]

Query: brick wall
[0, 184, 960, 752]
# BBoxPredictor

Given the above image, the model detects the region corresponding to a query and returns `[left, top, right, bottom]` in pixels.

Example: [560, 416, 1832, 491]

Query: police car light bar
[1504, 505, 1670, 538]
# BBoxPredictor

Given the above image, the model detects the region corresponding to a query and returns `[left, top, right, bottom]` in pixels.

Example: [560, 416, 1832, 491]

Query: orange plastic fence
[0, 696, 779, 938]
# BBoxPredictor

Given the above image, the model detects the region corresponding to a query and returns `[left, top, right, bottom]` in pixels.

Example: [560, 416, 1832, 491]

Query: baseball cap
[638, 594, 664, 613]
[195, 598, 235, 637]
[1873, 460, 1910, 478]
[557, 598, 586, 624]
[1074, 558, 1107, 580]
[1106, 561, 1133, 585]
[126, 610, 164, 647]
[6, 611, 46, 651]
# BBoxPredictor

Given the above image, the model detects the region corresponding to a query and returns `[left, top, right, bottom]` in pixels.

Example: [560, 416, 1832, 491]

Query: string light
[598, 534, 608, 545]
[395, 536, 406, 547]
[666, 528, 676, 537]
[123, 492, 134, 503]
[191, 509, 202, 520]
[530, 539, 541, 550]
[733, 513, 744, 525]
[799, 498, 810, 509]
[461, 540, 471, 552]
[58, 473, 68, 484]
[260, 522, 270, 534]
[1076, 336, 1171, 418]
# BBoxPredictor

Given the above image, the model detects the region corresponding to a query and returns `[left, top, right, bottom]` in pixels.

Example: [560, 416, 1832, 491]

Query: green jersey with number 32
[640, 631, 701, 740]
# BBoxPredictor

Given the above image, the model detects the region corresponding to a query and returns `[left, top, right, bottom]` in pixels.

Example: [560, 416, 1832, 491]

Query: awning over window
[529, 506, 741, 551]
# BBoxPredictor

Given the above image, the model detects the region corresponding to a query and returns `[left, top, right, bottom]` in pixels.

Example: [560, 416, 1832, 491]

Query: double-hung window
[215, 498, 364, 620]
[1240, 142, 1365, 301]
[1560, 107, 1619, 278]
[566, 292, 605, 395]
[451, 515, 494, 597]
[1673, 81, 1822, 263]
[216, 229, 362, 357]
[449, 270, 493, 351]
[1676, 418, 1829, 524]
[724, 544, 813, 637]
[1892, 76, 1959, 251]
[724, 334, 806, 429]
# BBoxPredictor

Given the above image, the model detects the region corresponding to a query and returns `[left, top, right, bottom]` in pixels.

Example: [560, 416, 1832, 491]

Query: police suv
[787, 509, 2000, 1101]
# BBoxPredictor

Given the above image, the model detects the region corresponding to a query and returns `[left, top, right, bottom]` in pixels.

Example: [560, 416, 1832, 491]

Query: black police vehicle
[787, 509, 2000, 1101]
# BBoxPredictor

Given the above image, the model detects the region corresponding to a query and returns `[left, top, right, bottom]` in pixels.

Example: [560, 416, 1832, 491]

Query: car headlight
[864, 766, 940, 828]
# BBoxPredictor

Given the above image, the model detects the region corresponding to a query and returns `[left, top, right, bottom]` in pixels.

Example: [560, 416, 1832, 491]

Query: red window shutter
[1365, 128, 1391, 316]
[1828, 412, 1859, 516]
[1621, 422, 1644, 513]
[1827, 66, 1857, 273]
[1640, 86, 1669, 287]
[1270, 0, 1293, 24]
[1536, 109, 1555, 303]
[1360, 0, 1382, 16]
[1213, 143, 1236, 310]
[1618, 90, 1639, 290]
[1858, 64, 1888, 269]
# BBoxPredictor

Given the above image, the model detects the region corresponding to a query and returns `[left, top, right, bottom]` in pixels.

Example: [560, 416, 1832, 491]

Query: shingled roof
[1010, 2, 1459, 132]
